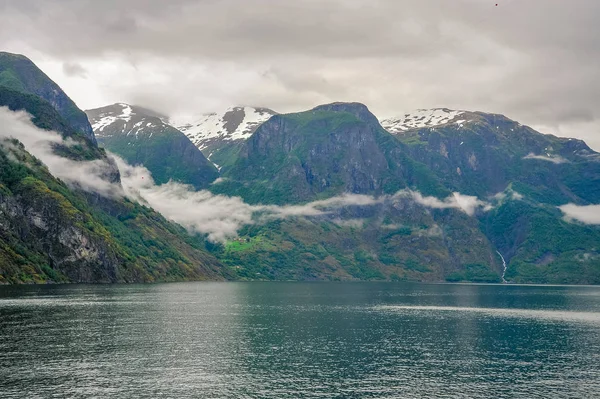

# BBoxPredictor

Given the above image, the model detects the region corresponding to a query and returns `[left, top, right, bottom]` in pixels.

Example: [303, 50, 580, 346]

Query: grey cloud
[408, 191, 491, 216]
[62, 62, 87, 78]
[1, 0, 599, 147]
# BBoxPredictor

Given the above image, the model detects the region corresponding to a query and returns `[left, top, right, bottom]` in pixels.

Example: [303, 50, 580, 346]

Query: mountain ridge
[2, 50, 600, 285]
[0, 52, 97, 144]
[86, 103, 219, 189]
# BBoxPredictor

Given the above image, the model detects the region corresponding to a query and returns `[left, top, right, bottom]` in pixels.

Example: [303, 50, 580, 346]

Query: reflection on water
[377, 305, 600, 323]
[1, 282, 600, 398]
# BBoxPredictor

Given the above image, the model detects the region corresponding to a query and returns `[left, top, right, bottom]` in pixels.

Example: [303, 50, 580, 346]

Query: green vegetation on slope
[0, 51, 96, 141]
[0, 87, 104, 161]
[483, 199, 600, 284]
[0, 141, 227, 284]
[86, 104, 219, 189]
[98, 125, 218, 189]
[214, 106, 446, 204]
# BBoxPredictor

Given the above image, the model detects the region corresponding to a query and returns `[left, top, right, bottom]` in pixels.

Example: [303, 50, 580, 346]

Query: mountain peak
[311, 102, 380, 126]
[172, 106, 278, 151]
[86, 103, 136, 133]
[0, 51, 30, 61]
[0, 51, 96, 142]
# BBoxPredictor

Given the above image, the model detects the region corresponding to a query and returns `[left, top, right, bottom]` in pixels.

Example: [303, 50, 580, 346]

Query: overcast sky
[1, 0, 599, 148]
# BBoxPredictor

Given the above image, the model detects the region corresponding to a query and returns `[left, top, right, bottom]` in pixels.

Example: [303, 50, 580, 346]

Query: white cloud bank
[0, 108, 122, 197]
[1, 107, 496, 242]
[560, 204, 600, 225]
[116, 161, 493, 241]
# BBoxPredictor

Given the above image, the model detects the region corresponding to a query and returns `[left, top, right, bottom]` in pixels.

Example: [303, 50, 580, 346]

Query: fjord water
[1, 283, 600, 398]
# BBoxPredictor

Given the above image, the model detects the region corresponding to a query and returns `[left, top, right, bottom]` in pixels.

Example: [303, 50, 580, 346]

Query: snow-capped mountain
[87, 103, 167, 140]
[173, 106, 277, 149]
[85, 103, 219, 189]
[170, 106, 277, 168]
[380, 108, 474, 134]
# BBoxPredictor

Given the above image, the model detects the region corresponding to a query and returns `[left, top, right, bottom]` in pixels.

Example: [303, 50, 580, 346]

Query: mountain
[382, 108, 600, 203]
[212, 103, 445, 204]
[2, 52, 599, 285]
[0, 52, 96, 143]
[0, 52, 227, 283]
[380, 108, 600, 283]
[207, 103, 600, 284]
[208, 103, 501, 281]
[0, 137, 226, 283]
[86, 103, 219, 189]
[172, 106, 277, 170]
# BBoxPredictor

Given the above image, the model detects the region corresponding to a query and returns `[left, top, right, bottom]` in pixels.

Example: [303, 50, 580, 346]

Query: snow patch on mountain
[172, 107, 276, 150]
[90, 103, 133, 134]
[87, 103, 165, 141]
[380, 108, 468, 134]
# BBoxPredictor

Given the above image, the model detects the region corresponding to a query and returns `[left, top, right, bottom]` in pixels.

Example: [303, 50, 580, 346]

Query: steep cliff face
[0, 170, 120, 282]
[386, 110, 600, 204]
[215, 103, 445, 204]
[0, 140, 227, 284]
[0, 52, 96, 143]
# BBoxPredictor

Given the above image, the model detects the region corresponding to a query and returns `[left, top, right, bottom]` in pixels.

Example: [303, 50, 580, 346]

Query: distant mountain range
[2, 51, 600, 285]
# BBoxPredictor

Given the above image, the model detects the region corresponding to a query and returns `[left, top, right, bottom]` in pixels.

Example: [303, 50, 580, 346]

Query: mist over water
[1, 282, 600, 398]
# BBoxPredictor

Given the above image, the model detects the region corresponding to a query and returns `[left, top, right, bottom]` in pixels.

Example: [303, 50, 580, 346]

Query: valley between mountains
[1, 51, 600, 284]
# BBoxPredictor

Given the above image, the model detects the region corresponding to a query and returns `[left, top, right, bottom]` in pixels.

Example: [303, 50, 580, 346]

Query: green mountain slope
[0, 52, 96, 143]
[386, 111, 600, 204]
[86, 103, 219, 189]
[381, 109, 600, 283]
[0, 141, 226, 283]
[213, 103, 446, 204]
[217, 202, 501, 282]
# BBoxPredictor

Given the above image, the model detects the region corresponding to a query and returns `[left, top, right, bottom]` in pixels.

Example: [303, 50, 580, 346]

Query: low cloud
[114, 171, 494, 241]
[407, 191, 491, 216]
[523, 153, 569, 164]
[115, 164, 385, 241]
[559, 203, 600, 225]
[332, 218, 365, 229]
[493, 190, 524, 203]
[0, 108, 122, 197]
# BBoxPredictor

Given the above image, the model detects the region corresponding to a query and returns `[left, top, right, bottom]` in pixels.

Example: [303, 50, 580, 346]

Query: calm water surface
[1, 282, 600, 398]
